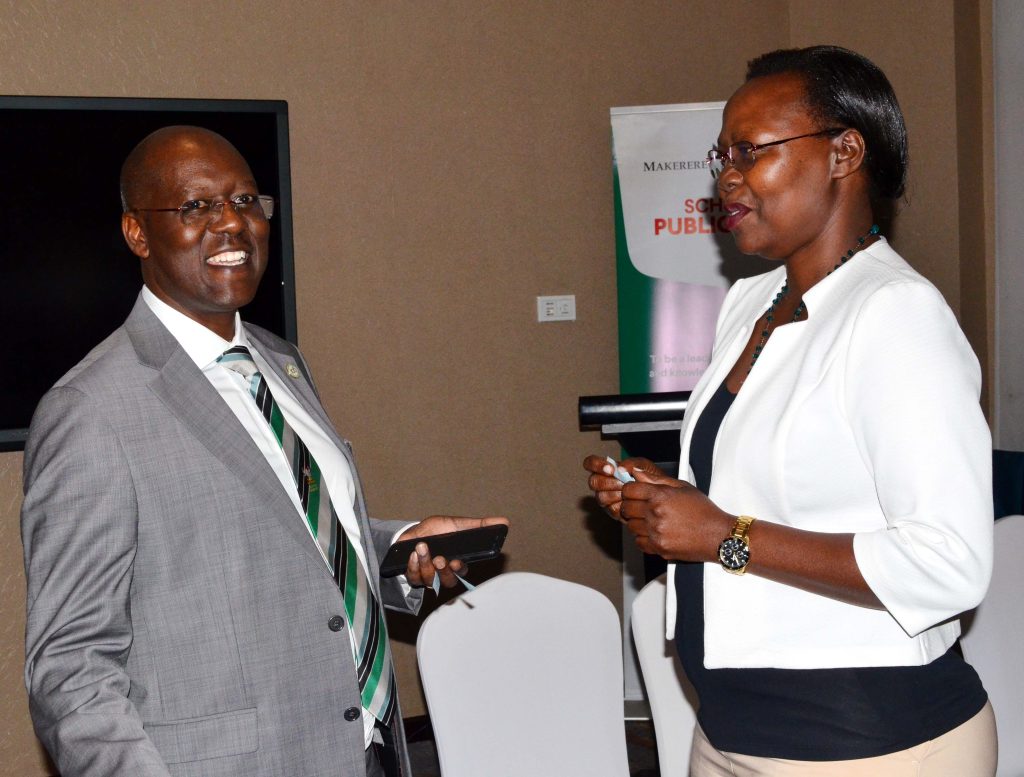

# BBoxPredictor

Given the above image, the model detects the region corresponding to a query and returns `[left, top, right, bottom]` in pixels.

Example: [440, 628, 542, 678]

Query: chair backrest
[416, 572, 630, 777]
[960, 514, 1024, 777]
[631, 574, 698, 776]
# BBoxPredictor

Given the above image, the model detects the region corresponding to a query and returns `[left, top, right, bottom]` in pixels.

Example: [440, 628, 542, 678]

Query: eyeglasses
[132, 194, 275, 224]
[706, 128, 846, 178]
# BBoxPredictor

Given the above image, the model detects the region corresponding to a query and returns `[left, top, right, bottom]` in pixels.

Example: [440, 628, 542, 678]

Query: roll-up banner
[612, 101, 747, 394]
[611, 101, 763, 707]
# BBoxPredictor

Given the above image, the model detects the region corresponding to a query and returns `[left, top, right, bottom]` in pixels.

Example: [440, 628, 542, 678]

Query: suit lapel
[244, 329, 382, 583]
[125, 298, 334, 574]
[247, 331, 337, 432]
[244, 329, 363, 486]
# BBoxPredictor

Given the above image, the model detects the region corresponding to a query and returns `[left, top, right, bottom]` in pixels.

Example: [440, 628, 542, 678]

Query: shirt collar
[802, 236, 888, 312]
[141, 286, 249, 368]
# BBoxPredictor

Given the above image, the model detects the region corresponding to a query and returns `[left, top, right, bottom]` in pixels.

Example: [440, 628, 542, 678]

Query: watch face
[718, 536, 750, 570]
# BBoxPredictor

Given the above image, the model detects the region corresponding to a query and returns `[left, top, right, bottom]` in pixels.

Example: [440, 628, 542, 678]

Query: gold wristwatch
[718, 515, 755, 574]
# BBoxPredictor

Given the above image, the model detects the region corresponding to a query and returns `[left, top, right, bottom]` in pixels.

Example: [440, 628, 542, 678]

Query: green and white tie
[218, 346, 397, 726]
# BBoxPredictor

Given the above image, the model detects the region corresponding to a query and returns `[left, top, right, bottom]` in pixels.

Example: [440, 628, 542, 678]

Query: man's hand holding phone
[385, 516, 509, 589]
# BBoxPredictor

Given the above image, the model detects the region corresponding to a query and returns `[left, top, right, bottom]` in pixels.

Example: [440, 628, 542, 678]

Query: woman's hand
[584, 454, 733, 560]
[583, 455, 678, 520]
[619, 480, 734, 561]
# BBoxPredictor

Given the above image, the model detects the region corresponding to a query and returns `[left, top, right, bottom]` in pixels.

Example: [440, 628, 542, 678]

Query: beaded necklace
[747, 224, 880, 374]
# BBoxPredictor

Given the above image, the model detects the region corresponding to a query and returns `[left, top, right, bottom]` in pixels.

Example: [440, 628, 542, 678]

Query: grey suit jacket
[21, 294, 421, 777]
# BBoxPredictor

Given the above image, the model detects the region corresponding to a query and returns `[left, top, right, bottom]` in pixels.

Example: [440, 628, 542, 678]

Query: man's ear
[122, 212, 150, 259]
[831, 128, 867, 181]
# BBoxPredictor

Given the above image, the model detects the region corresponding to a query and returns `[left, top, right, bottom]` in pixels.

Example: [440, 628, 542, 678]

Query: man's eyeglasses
[706, 128, 846, 178]
[132, 194, 275, 224]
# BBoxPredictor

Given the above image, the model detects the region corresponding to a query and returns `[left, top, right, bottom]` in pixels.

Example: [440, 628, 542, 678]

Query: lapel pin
[285, 364, 301, 379]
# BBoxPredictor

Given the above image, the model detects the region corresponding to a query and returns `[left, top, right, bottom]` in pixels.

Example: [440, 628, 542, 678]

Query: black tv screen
[0, 96, 296, 451]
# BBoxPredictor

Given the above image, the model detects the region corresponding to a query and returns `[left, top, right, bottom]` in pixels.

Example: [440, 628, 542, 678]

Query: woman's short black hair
[746, 45, 908, 200]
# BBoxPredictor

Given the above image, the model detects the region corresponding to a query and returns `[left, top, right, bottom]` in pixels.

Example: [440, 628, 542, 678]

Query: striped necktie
[218, 345, 397, 726]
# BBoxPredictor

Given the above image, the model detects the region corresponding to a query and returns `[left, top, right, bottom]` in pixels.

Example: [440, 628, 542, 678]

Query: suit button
[328, 615, 344, 632]
[344, 707, 361, 722]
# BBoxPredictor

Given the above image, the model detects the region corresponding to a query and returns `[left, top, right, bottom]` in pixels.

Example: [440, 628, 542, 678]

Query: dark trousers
[364, 745, 385, 777]
[367, 723, 401, 777]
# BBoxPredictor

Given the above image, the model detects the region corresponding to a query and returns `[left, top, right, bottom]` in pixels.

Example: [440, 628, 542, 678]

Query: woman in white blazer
[586, 46, 996, 776]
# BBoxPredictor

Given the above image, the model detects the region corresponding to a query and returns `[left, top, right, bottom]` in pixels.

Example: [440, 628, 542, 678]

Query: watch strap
[731, 515, 755, 541]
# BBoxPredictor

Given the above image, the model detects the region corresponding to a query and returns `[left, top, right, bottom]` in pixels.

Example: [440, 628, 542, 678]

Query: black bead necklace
[747, 224, 880, 374]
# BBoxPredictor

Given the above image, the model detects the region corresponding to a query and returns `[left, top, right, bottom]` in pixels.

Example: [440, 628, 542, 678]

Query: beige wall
[0, 2, 992, 773]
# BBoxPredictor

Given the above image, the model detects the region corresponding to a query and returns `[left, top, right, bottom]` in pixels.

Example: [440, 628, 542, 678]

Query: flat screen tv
[0, 96, 296, 451]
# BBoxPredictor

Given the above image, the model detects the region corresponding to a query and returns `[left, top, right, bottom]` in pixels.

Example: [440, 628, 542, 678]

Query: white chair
[416, 572, 630, 777]
[631, 574, 698, 776]
[960, 514, 1024, 777]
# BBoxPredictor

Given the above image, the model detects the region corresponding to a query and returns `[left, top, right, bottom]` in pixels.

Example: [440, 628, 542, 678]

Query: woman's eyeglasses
[707, 128, 846, 178]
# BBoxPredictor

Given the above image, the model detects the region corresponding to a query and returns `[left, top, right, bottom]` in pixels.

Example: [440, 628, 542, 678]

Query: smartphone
[378, 524, 509, 577]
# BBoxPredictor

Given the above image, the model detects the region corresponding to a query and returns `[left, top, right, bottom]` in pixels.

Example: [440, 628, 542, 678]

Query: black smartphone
[378, 524, 509, 577]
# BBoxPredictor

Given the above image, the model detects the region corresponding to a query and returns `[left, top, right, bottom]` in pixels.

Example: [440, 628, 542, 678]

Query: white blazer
[667, 239, 993, 670]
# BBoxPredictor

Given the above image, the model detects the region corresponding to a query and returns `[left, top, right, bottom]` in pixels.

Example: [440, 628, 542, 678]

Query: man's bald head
[118, 124, 269, 340]
[119, 126, 250, 211]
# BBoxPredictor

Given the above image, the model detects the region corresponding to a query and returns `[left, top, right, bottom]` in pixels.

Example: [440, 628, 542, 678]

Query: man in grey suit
[21, 126, 506, 777]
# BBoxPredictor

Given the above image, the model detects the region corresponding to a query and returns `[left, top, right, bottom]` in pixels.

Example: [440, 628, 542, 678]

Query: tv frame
[0, 95, 297, 452]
